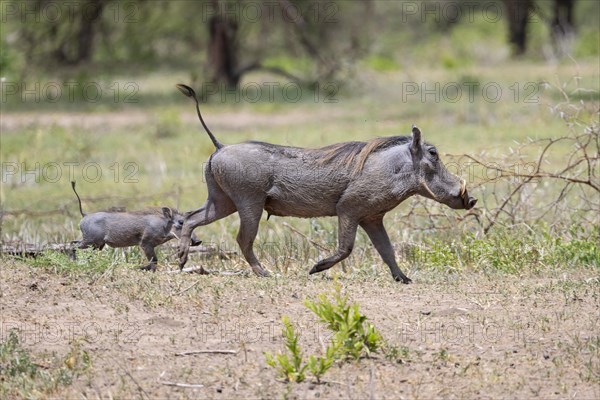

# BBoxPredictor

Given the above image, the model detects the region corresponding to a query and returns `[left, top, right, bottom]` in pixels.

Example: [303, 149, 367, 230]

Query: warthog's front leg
[139, 242, 158, 272]
[360, 216, 411, 284]
[309, 215, 358, 275]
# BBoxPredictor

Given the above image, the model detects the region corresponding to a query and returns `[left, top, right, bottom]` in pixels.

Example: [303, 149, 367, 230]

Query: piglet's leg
[139, 242, 158, 272]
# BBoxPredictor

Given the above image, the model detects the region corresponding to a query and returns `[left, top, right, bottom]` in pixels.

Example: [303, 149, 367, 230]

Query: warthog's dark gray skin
[71, 181, 201, 271]
[176, 84, 476, 283]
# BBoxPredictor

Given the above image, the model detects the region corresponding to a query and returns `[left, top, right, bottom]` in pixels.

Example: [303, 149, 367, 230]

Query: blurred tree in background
[0, 0, 597, 85]
[503, 0, 575, 55]
[203, 0, 372, 88]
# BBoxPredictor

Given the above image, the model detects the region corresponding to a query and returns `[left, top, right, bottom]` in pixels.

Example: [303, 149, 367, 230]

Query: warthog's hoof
[308, 261, 329, 275]
[139, 264, 157, 272]
[190, 238, 203, 247]
[394, 275, 412, 284]
[251, 266, 270, 277]
[184, 266, 210, 274]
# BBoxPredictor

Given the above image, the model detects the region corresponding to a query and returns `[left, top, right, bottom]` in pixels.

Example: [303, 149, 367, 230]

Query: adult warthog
[176, 84, 476, 283]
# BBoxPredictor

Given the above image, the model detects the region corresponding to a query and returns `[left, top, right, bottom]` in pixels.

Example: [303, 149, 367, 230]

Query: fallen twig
[175, 349, 238, 356]
[159, 380, 205, 388]
[172, 281, 201, 296]
[117, 361, 151, 399]
[0, 241, 77, 257]
[167, 266, 210, 274]
[167, 266, 245, 275]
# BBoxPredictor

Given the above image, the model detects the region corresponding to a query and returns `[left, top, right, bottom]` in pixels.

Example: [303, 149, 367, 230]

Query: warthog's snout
[460, 180, 477, 210]
[464, 195, 477, 209]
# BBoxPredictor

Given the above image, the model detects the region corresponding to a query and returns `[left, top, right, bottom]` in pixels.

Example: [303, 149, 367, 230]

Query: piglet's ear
[411, 125, 422, 154]
[162, 207, 173, 220]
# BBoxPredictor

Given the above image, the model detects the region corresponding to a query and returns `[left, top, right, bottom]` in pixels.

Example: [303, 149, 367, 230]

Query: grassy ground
[1, 58, 599, 398]
[2, 60, 598, 239]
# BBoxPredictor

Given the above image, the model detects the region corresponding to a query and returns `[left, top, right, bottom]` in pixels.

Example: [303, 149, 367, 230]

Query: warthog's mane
[248, 135, 411, 175]
[315, 135, 411, 174]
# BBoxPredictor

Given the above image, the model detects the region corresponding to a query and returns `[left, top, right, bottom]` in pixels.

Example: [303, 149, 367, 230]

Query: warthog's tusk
[421, 180, 437, 200]
[460, 179, 466, 198]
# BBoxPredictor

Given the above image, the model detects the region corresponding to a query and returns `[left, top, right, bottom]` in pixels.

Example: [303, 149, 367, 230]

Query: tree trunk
[51, 0, 106, 65]
[504, 0, 534, 55]
[208, 14, 239, 88]
[552, 0, 575, 38]
[77, 0, 106, 63]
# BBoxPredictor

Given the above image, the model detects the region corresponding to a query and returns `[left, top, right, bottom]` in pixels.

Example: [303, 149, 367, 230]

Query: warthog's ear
[161, 207, 174, 220]
[411, 125, 422, 154]
[176, 84, 196, 98]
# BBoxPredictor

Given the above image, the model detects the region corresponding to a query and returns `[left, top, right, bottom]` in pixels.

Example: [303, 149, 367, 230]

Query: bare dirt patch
[0, 108, 348, 134]
[1, 259, 598, 399]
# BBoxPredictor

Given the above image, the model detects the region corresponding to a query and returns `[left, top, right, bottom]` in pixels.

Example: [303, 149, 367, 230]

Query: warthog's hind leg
[236, 205, 270, 277]
[179, 194, 236, 270]
[359, 217, 411, 284]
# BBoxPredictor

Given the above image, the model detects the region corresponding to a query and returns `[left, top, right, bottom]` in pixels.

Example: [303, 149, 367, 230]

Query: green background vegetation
[1, 0, 598, 272]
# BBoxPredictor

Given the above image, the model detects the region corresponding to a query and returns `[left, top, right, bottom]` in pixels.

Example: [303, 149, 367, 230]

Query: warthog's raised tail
[176, 83, 223, 150]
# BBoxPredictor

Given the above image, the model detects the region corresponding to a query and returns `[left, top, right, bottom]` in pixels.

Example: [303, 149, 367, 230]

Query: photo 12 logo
[1, 321, 142, 345]
[200, 1, 339, 24]
[1, 1, 139, 24]
[400, 1, 541, 24]
[1, 161, 139, 184]
[198, 81, 339, 104]
[0, 80, 139, 104]
[401, 81, 540, 104]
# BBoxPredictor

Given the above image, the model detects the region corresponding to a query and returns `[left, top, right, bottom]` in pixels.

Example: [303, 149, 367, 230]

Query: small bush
[305, 284, 382, 360]
[265, 285, 383, 383]
[0, 331, 38, 379]
[265, 316, 307, 383]
[553, 226, 600, 267]
[0, 330, 91, 398]
[384, 344, 412, 364]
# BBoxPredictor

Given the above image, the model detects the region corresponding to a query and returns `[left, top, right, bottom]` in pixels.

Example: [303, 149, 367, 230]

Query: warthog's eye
[428, 148, 438, 158]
